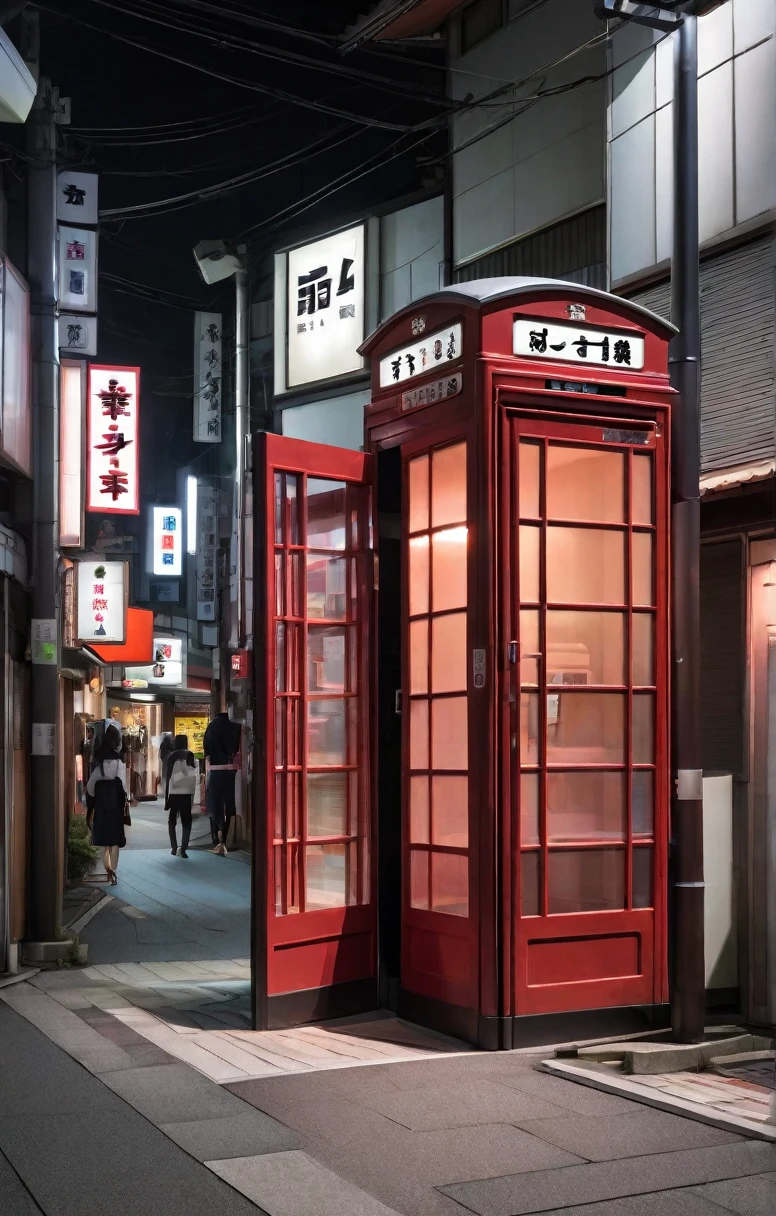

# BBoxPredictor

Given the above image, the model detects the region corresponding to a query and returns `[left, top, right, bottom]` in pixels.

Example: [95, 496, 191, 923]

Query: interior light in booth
[186, 476, 197, 555]
[60, 362, 84, 546]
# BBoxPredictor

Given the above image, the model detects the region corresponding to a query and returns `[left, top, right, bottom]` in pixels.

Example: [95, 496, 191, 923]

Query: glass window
[548, 848, 625, 914]
[632, 453, 653, 525]
[431, 852, 468, 917]
[521, 772, 539, 845]
[520, 692, 540, 764]
[520, 609, 540, 687]
[409, 619, 429, 695]
[308, 626, 347, 693]
[409, 455, 429, 533]
[632, 613, 654, 686]
[410, 776, 429, 844]
[307, 699, 346, 766]
[306, 772, 347, 837]
[521, 852, 540, 916]
[632, 770, 654, 837]
[520, 525, 541, 602]
[409, 536, 429, 616]
[432, 776, 468, 847]
[431, 697, 468, 770]
[306, 843, 347, 909]
[287, 475, 300, 544]
[547, 446, 625, 523]
[633, 847, 653, 908]
[519, 441, 541, 518]
[274, 472, 283, 543]
[410, 699, 429, 770]
[410, 849, 429, 909]
[432, 527, 467, 611]
[275, 622, 285, 692]
[547, 771, 626, 842]
[275, 552, 285, 617]
[431, 613, 467, 694]
[547, 527, 626, 604]
[633, 532, 654, 606]
[307, 479, 347, 549]
[633, 693, 655, 764]
[547, 610, 626, 686]
[307, 555, 347, 620]
[547, 692, 625, 764]
[431, 443, 466, 528]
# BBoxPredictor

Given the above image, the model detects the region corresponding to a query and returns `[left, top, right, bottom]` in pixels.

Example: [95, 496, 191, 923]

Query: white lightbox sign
[76, 560, 127, 643]
[57, 172, 99, 226]
[152, 506, 182, 577]
[193, 311, 222, 443]
[513, 318, 645, 370]
[58, 226, 97, 313]
[379, 322, 462, 388]
[87, 366, 140, 514]
[286, 224, 365, 389]
[125, 636, 183, 686]
[60, 362, 84, 546]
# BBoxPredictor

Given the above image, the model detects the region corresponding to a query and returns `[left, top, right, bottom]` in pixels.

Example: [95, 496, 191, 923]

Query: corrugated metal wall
[628, 235, 776, 473]
[455, 205, 605, 289]
[700, 539, 745, 777]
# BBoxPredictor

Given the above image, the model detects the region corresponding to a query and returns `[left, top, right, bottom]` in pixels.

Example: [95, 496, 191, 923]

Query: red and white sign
[75, 560, 127, 643]
[231, 650, 251, 679]
[87, 365, 140, 514]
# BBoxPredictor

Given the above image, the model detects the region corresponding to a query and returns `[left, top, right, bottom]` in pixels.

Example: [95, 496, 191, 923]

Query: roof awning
[341, 0, 464, 51]
[700, 460, 776, 496]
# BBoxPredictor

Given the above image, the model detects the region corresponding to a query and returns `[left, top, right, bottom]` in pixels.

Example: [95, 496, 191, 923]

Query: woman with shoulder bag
[165, 733, 197, 858]
[86, 723, 128, 885]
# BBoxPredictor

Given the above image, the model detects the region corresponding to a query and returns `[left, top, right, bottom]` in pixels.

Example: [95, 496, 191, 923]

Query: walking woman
[165, 733, 197, 858]
[86, 723, 128, 885]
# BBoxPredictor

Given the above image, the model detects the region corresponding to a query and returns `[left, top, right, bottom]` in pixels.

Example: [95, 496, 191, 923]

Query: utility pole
[26, 77, 61, 945]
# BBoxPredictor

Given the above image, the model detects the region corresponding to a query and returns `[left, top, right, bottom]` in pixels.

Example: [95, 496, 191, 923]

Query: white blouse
[86, 757, 128, 797]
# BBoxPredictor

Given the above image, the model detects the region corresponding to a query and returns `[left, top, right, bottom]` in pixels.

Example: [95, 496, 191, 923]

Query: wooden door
[505, 413, 669, 1016]
[253, 434, 375, 1028]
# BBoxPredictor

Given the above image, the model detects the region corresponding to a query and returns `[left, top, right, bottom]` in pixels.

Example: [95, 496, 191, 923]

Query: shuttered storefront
[455, 205, 606, 290]
[628, 235, 776, 474]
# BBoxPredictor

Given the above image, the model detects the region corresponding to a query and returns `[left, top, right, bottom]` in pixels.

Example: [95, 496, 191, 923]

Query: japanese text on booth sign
[513, 319, 645, 370]
[378, 322, 463, 388]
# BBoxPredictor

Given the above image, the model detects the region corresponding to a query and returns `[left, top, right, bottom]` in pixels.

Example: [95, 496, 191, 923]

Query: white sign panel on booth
[513, 318, 645, 370]
[86, 366, 140, 514]
[379, 322, 462, 388]
[75, 559, 127, 643]
[151, 506, 182, 577]
[58, 226, 97, 313]
[286, 224, 365, 389]
[57, 172, 99, 226]
[193, 311, 222, 443]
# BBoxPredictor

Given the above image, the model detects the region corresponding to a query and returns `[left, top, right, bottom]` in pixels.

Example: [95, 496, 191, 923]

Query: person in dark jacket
[203, 712, 241, 855]
[86, 723, 127, 885]
[165, 733, 197, 858]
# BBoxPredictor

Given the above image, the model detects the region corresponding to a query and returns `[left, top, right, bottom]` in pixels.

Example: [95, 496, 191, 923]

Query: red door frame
[252, 432, 376, 1030]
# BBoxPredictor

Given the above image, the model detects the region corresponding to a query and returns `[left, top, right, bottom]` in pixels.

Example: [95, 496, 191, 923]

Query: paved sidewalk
[3, 978, 776, 1215]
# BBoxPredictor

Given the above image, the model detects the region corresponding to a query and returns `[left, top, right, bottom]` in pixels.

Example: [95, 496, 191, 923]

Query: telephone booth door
[252, 433, 376, 1029]
[504, 410, 669, 1021]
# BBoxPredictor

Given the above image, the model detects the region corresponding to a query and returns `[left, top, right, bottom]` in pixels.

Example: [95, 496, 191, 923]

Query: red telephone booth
[252, 279, 675, 1047]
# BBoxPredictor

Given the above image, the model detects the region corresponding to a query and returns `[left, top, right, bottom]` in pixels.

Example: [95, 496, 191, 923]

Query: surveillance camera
[193, 239, 243, 286]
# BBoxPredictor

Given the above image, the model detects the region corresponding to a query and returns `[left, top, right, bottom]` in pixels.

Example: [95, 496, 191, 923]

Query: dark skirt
[91, 803, 126, 848]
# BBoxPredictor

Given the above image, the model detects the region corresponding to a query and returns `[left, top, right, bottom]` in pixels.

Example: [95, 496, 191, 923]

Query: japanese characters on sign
[75, 560, 127, 643]
[193, 311, 222, 444]
[401, 373, 462, 413]
[152, 507, 182, 577]
[286, 224, 365, 389]
[196, 480, 217, 621]
[58, 314, 97, 356]
[31, 619, 58, 666]
[379, 322, 463, 388]
[58, 226, 97, 313]
[86, 366, 140, 515]
[125, 637, 184, 687]
[57, 171, 98, 226]
[513, 318, 645, 370]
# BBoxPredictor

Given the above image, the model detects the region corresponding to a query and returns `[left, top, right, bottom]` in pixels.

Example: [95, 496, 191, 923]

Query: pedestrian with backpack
[86, 723, 128, 885]
[165, 733, 197, 858]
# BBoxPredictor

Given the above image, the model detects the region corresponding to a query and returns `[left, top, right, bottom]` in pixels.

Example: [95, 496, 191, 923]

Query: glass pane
[275, 622, 285, 692]
[288, 772, 301, 839]
[307, 478, 347, 549]
[547, 527, 626, 605]
[409, 536, 429, 616]
[410, 776, 429, 844]
[521, 852, 540, 916]
[547, 611, 625, 686]
[632, 453, 653, 525]
[520, 609, 540, 686]
[409, 455, 429, 533]
[632, 613, 654, 686]
[547, 692, 625, 764]
[409, 619, 429, 695]
[274, 845, 283, 914]
[410, 849, 429, 909]
[431, 696, 468, 770]
[520, 525, 541, 602]
[431, 612, 467, 693]
[306, 771, 347, 837]
[520, 692, 539, 764]
[633, 693, 655, 764]
[547, 446, 625, 523]
[306, 843, 347, 909]
[275, 552, 285, 617]
[548, 848, 625, 914]
[307, 554, 347, 620]
[287, 475, 299, 544]
[521, 772, 539, 845]
[290, 552, 303, 617]
[288, 843, 301, 913]
[547, 771, 626, 842]
[289, 699, 301, 767]
[308, 626, 346, 693]
[274, 700, 284, 766]
[431, 852, 468, 917]
[432, 776, 468, 847]
[632, 770, 654, 837]
[274, 771, 284, 840]
[432, 527, 467, 611]
[274, 473, 283, 543]
[410, 699, 429, 770]
[519, 441, 541, 518]
[431, 442, 466, 528]
[633, 847, 653, 908]
[633, 532, 654, 606]
[308, 699, 345, 765]
[286, 624, 301, 693]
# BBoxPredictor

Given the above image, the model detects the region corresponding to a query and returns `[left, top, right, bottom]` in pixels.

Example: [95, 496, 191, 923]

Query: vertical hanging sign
[196, 480, 217, 620]
[194, 311, 222, 443]
[86, 365, 140, 514]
